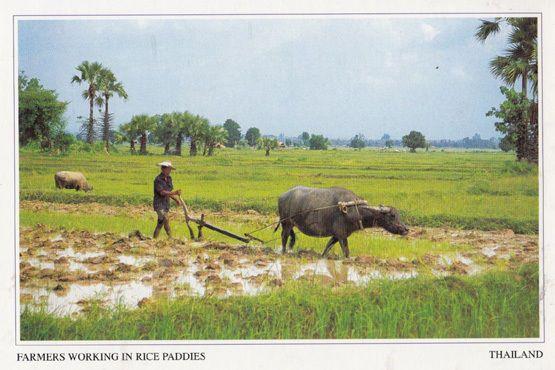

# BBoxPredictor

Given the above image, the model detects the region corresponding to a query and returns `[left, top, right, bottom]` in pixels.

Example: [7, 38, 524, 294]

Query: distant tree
[381, 133, 391, 141]
[309, 134, 329, 150]
[52, 132, 76, 153]
[96, 68, 128, 152]
[153, 113, 179, 154]
[223, 119, 242, 147]
[119, 121, 139, 153]
[402, 131, 426, 152]
[385, 139, 394, 148]
[187, 115, 210, 156]
[258, 137, 278, 156]
[203, 125, 227, 156]
[487, 86, 532, 160]
[71, 61, 104, 144]
[18, 72, 69, 150]
[300, 131, 310, 146]
[173, 111, 194, 156]
[245, 127, 261, 147]
[130, 114, 155, 155]
[350, 134, 366, 149]
[113, 130, 126, 145]
[285, 138, 292, 147]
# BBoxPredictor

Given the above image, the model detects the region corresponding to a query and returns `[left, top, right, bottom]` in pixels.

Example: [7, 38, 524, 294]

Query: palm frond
[95, 95, 104, 107]
[475, 19, 502, 42]
[71, 75, 82, 84]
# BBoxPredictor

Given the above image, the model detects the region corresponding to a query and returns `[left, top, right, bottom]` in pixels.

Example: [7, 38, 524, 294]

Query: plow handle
[178, 195, 196, 240]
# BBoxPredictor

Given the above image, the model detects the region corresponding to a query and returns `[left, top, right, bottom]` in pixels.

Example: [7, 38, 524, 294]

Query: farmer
[153, 161, 182, 239]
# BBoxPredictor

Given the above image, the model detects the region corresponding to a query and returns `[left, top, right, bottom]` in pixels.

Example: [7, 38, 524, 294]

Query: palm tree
[187, 115, 210, 156]
[119, 121, 139, 154]
[476, 17, 537, 162]
[96, 68, 128, 152]
[203, 125, 227, 156]
[475, 17, 537, 97]
[173, 111, 194, 156]
[71, 61, 104, 144]
[153, 112, 179, 154]
[130, 114, 155, 155]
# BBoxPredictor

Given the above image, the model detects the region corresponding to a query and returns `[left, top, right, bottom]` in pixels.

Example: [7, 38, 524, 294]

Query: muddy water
[19, 225, 538, 316]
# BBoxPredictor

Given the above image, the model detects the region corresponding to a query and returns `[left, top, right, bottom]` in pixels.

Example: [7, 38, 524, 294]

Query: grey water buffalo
[54, 171, 93, 192]
[275, 186, 408, 257]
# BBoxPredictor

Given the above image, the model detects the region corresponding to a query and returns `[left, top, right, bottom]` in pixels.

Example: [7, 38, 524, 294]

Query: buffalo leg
[322, 236, 338, 257]
[339, 238, 350, 258]
[281, 222, 292, 253]
[288, 229, 296, 250]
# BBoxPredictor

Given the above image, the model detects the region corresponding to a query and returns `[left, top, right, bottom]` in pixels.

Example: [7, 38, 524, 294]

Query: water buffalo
[276, 186, 408, 257]
[54, 171, 93, 192]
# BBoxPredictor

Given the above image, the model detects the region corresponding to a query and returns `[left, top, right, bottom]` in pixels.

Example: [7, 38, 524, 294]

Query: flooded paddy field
[17, 150, 539, 339]
[19, 222, 537, 317]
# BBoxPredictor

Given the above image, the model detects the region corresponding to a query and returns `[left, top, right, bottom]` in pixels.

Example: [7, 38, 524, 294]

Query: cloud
[421, 23, 440, 41]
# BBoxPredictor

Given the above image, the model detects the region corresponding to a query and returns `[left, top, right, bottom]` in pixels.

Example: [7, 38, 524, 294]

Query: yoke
[337, 199, 368, 214]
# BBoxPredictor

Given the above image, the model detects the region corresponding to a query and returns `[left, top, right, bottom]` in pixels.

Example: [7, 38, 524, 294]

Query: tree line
[116, 112, 227, 156]
[345, 132, 500, 150]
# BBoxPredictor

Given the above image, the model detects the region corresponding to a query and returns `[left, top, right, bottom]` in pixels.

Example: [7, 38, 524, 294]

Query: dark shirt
[153, 173, 173, 211]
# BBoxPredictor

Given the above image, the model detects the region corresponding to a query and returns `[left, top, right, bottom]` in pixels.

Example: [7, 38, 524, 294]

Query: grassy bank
[19, 148, 539, 233]
[21, 264, 538, 340]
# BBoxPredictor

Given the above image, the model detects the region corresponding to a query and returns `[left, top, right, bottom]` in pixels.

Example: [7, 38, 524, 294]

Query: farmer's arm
[169, 192, 183, 205]
[155, 178, 180, 197]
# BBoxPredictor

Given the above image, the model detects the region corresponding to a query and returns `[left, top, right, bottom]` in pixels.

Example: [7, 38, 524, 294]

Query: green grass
[20, 209, 473, 259]
[19, 147, 539, 233]
[20, 263, 539, 340]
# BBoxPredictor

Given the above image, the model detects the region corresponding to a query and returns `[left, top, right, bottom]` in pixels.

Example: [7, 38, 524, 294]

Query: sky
[18, 17, 512, 140]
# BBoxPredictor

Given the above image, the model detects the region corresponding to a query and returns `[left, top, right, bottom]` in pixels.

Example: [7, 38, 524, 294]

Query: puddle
[240, 279, 266, 296]
[237, 265, 267, 278]
[431, 269, 450, 277]
[456, 254, 473, 265]
[118, 255, 154, 267]
[68, 261, 95, 273]
[267, 260, 282, 279]
[21, 281, 153, 316]
[466, 264, 483, 276]
[482, 246, 498, 258]
[27, 258, 55, 270]
[57, 248, 105, 261]
[293, 259, 333, 279]
[50, 234, 64, 242]
[438, 255, 453, 266]
[175, 263, 206, 297]
[217, 265, 267, 296]
[347, 267, 382, 285]
[388, 270, 418, 280]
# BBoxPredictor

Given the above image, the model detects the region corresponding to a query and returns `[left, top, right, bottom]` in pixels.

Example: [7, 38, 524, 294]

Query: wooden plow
[178, 196, 263, 244]
[177, 196, 371, 245]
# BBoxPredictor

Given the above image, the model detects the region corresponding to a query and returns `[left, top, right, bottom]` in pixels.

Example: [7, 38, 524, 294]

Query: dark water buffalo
[276, 186, 408, 257]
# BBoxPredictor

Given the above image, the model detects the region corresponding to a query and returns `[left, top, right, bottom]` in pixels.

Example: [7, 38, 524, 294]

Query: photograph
[16, 14, 540, 342]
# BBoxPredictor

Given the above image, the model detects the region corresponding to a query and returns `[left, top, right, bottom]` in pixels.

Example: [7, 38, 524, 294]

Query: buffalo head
[364, 206, 409, 235]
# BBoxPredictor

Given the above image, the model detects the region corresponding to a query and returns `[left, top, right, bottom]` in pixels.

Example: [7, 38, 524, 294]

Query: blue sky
[18, 17, 510, 140]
